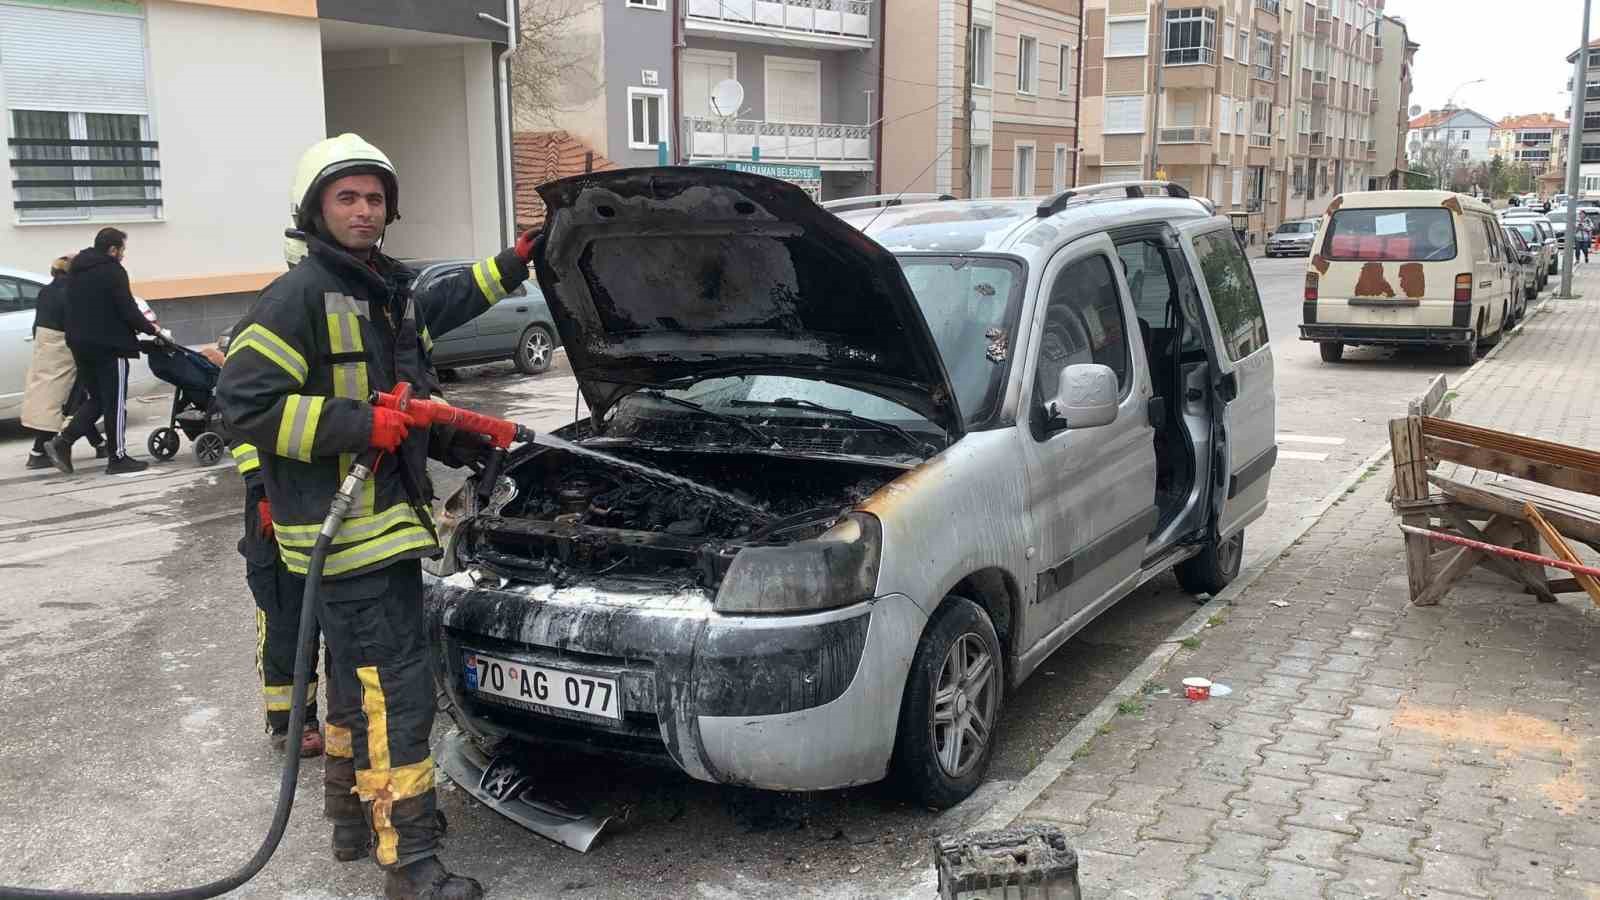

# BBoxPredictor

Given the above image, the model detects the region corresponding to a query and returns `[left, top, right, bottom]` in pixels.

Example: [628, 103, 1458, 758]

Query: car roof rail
[1035, 180, 1195, 218]
[819, 193, 957, 212]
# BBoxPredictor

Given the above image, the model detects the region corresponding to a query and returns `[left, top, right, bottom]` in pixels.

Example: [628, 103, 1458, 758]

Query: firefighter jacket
[217, 236, 529, 579]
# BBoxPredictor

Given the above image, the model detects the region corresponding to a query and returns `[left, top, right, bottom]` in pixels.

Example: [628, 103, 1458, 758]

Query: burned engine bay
[466, 445, 899, 590]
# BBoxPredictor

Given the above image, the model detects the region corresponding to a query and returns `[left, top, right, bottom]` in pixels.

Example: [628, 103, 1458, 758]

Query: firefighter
[234, 437, 326, 759]
[218, 133, 538, 900]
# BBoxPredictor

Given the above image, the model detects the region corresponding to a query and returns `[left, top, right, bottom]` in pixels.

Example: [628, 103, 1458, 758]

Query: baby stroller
[144, 339, 228, 466]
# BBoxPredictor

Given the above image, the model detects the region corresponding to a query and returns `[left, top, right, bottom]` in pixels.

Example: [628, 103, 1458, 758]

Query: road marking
[1276, 433, 1347, 446]
[1278, 449, 1331, 462]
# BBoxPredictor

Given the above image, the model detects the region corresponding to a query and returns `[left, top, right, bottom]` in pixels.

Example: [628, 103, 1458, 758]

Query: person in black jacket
[43, 227, 159, 475]
[21, 256, 104, 468]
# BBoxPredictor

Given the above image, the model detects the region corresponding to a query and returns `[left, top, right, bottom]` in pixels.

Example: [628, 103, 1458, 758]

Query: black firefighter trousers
[319, 559, 442, 870]
[241, 488, 319, 734]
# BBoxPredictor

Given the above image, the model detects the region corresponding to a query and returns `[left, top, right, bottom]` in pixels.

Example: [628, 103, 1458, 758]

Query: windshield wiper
[634, 389, 783, 449]
[730, 397, 937, 456]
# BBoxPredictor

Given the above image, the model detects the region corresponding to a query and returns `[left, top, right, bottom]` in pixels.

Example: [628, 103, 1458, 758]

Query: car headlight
[714, 512, 882, 614]
[425, 481, 480, 577]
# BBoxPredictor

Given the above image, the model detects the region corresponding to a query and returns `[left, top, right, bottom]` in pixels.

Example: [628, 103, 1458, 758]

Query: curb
[963, 286, 1558, 835]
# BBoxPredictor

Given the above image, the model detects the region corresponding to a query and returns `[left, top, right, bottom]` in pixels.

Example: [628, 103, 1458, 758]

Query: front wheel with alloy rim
[1176, 530, 1244, 596]
[892, 596, 1004, 809]
[514, 324, 555, 375]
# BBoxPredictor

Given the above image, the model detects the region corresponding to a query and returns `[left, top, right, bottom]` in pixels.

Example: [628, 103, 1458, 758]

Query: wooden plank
[1523, 503, 1600, 606]
[1428, 474, 1600, 546]
[1442, 511, 1559, 604]
[1422, 417, 1600, 477]
[1546, 578, 1586, 595]
[1415, 544, 1483, 606]
[1409, 374, 1449, 418]
[1392, 415, 1432, 603]
[1423, 436, 1600, 497]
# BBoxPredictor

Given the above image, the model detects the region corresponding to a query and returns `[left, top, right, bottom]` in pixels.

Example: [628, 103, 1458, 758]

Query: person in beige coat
[22, 255, 104, 469]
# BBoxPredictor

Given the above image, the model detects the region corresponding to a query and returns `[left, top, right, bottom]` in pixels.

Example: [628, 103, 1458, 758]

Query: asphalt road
[0, 256, 1511, 899]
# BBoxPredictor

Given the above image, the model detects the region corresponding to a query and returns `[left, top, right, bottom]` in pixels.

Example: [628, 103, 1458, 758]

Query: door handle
[515, 306, 528, 312]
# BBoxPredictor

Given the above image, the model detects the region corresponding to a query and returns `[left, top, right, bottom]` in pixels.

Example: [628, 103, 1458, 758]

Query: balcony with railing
[1366, 140, 1377, 160]
[685, 0, 873, 49]
[1310, 132, 1325, 155]
[1159, 126, 1213, 143]
[682, 117, 873, 169]
[1249, 133, 1272, 148]
[1255, 0, 1281, 15]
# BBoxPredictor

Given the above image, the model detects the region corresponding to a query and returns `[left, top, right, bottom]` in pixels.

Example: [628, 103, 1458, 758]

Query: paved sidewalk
[1016, 281, 1600, 898]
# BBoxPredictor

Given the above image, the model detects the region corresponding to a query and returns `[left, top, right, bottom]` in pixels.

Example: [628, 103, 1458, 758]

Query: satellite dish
[1409, 104, 1422, 117]
[710, 79, 745, 118]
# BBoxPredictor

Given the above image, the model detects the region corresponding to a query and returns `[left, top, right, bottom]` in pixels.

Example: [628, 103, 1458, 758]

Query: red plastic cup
[1183, 677, 1212, 701]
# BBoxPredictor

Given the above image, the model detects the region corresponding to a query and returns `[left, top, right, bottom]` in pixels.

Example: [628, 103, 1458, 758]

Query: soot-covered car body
[424, 168, 1276, 808]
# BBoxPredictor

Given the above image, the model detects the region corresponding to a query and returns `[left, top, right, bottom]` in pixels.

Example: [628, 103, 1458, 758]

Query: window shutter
[0, 6, 149, 115]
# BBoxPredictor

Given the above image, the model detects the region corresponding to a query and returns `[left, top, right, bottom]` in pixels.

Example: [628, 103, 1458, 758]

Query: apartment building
[1369, 13, 1417, 190]
[2, 0, 518, 344]
[1280, 0, 1385, 223]
[879, 0, 1080, 199]
[1566, 41, 1600, 195]
[1492, 114, 1568, 175]
[1408, 108, 1497, 170]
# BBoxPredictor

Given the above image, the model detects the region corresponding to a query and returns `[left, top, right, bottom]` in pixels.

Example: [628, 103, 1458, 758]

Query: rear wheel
[147, 427, 180, 461]
[892, 596, 1003, 809]
[1176, 530, 1244, 596]
[193, 431, 226, 466]
[1451, 335, 1478, 366]
[1319, 342, 1345, 363]
[514, 324, 555, 375]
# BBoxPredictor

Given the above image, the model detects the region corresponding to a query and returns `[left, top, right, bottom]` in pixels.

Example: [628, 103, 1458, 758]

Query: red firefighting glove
[369, 406, 416, 453]
[514, 228, 541, 262]
[257, 498, 274, 539]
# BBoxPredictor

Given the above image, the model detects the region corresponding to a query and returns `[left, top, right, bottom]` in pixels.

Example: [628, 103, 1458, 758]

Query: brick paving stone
[1410, 847, 1493, 897]
[1256, 860, 1338, 899]
[1253, 749, 1316, 784]
[1326, 725, 1384, 755]
[1319, 654, 1368, 674]
[1492, 814, 1571, 853]
[1077, 808, 1156, 856]
[1344, 821, 1424, 864]
[1282, 707, 1344, 736]
[1284, 795, 1362, 835]
[1025, 788, 1105, 825]
[1217, 799, 1293, 840]
[1142, 805, 1225, 845]
[1342, 704, 1394, 731]
[1197, 830, 1278, 875]
[1225, 711, 1290, 739]
[1171, 775, 1243, 813]
[1484, 846, 1568, 894]
[1129, 838, 1205, 883]
[1173, 864, 1264, 899]
[1311, 749, 1383, 781]
[1328, 855, 1419, 898]
[1099, 780, 1176, 818]
[1234, 773, 1306, 808]
[1419, 816, 1498, 861]
[1269, 728, 1333, 759]
[1269, 824, 1354, 871]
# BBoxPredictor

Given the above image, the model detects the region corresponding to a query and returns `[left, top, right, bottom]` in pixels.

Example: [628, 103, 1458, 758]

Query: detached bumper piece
[1299, 324, 1472, 347]
[438, 730, 610, 852]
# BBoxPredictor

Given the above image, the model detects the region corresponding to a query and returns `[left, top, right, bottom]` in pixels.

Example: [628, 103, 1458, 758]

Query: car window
[1033, 254, 1131, 418]
[0, 277, 39, 313]
[1512, 223, 1539, 244]
[1116, 239, 1202, 354]
[898, 256, 1025, 428]
[1323, 207, 1456, 261]
[1479, 217, 1501, 262]
[1192, 230, 1269, 362]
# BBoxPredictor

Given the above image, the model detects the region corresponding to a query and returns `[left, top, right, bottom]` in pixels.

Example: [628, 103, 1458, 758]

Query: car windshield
[1324, 208, 1456, 261]
[611, 255, 1025, 447]
[1277, 222, 1315, 234]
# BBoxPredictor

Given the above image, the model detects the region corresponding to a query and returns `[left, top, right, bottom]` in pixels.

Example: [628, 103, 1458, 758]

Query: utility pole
[1561, 0, 1592, 299]
[1149, 0, 1166, 180]
[963, 0, 975, 197]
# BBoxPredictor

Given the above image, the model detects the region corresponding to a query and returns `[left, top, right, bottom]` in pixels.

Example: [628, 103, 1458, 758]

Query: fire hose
[0, 384, 534, 900]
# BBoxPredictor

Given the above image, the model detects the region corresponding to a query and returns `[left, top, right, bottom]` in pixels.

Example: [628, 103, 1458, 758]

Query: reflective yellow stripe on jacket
[232, 443, 260, 475]
[277, 524, 437, 577]
[470, 256, 509, 305]
[275, 394, 324, 463]
[228, 323, 309, 385]
[272, 503, 424, 550]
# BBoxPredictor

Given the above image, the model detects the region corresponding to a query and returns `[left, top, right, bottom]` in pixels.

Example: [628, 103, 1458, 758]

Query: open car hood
[531, 168, 963, 437]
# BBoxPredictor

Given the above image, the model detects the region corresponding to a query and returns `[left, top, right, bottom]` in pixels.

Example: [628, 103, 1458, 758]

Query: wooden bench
[1389, 383, 1600, 606]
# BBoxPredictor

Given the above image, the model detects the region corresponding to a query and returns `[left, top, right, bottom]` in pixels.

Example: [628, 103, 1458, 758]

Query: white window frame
[1104, 96, 1147, 134]
[1016, 34, 1039, 95]
[1058, 44, 1072, 95]
[1238, 28, 1249, 65]
[1233, 100, 1246, 135]
[681, 48, 739, 117]
[1105, 17, 1148, 58]
[1052, 143, 1069, 192]
[971, 23, 994, 89]
[1223, 19, 1236, 58]
[1013, 141, 1037, 196]
[627, 87, 669, 150]
[1218, 96, 1232, 135]
[970, 143, 992, 198]
[626, 0, 665, 8]
[1298, 102, 1311, 135]
[1162, 7, 1216, 66]
[763, 55, 822, 125]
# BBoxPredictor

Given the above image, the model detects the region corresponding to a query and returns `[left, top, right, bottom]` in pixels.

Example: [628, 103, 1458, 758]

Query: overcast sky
[1387, 0, 1595, 123]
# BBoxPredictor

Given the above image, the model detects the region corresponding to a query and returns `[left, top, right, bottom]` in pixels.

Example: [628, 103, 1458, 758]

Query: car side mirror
[1047, 363, 1119, 430]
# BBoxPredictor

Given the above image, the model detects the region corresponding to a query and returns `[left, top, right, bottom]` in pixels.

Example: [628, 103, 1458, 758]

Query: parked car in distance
[1, 265, 161, 422]
[1501, 225, 1534, 319]
[1501, 217, 1554, 291]
[216, 259, 562, 376]
[425, 170, 1279, 811]
[1302, 190, 1512, 366]
[1502, 209, 1560, 278]
[1266, 219, 1318, 257]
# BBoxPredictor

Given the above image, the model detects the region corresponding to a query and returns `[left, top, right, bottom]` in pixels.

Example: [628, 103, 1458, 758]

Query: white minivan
[1300, 191, 1513, 366]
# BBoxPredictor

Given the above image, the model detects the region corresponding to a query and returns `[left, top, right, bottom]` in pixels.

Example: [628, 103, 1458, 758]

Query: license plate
[464, 652, 621, 720]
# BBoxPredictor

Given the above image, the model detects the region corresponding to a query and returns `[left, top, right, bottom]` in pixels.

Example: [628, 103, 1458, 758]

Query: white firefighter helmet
[289, 133, 400, 234]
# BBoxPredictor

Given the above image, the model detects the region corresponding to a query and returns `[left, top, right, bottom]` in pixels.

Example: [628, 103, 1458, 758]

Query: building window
[1101, 165, 1144, 182]
[1017, 35, 1039, 94]
[971, 24, 993, 88]
[1585, 111, 1600, 131]
[1298, 103, 1311, 134]
[628, 87, 668, 150]
[1106, 18, 1148, 57]
[1014, 142, 1036, 195]
[1104, 96, 1146, 134]
[1234, 100, 1246, 135]
[3, 6, 161, 221]
[1280, 45, 1290, 76]
[1238, 27, 1250, 65]
[1163, 8, 1215, 65]
[1292, 162, 1306, 196]
[1059, 44, 1072, 95]
[970, 143, 992, 197]
[1254, 31, 1274, 80]
[1218, 97, 1231, 134]
[1231, 168, 1244, 206]
[1223, 19, 1236, 58]
[1052, 145, 1069, 192]
[764, 56, 821, 124]
[1252, 98, 1271, 135]
[626, 0, 664, 8]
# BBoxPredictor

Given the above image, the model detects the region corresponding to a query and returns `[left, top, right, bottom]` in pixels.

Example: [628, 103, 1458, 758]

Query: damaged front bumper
[424, 571, 928, 792]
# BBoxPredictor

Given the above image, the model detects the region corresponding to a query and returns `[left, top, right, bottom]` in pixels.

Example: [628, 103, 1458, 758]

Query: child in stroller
[145, 339, 228, 465]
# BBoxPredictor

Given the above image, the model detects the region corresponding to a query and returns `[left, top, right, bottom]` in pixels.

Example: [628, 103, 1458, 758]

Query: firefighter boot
[332, 823, 371, 862]
[383, 857, 483, 900]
